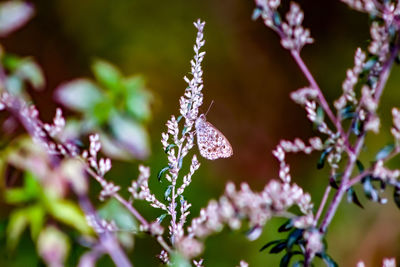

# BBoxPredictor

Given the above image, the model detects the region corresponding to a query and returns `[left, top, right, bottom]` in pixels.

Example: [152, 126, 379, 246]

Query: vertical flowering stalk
[160, 19, 205, 245]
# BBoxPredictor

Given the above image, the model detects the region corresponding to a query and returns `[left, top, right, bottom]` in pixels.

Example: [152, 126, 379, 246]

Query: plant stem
[290, 51, 346, 139]
[319, 136, 364, 233]
[319, 39, 400, 234]
[84, 165, 173, 253]
[314, 186, 331, 225]
[78, 193, 132, 267]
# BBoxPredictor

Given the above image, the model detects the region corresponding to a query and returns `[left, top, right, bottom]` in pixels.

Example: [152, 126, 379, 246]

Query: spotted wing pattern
[195, 115, 233, 160]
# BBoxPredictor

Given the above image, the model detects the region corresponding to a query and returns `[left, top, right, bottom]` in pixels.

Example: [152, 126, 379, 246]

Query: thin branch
[77, 193, 132, 267]
[290, 52, 344, 133]
[314, 186, 331, 225]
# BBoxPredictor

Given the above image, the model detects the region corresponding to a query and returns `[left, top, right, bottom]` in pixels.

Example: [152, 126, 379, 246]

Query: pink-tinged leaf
[0, 1, 34, 37]
[55, 78, 104, 112]
[109, 114, 150, 159]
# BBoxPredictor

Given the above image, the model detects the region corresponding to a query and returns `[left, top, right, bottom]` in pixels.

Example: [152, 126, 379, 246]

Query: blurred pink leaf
[0, 1, 34, 37]
[55, 78, 103, 112]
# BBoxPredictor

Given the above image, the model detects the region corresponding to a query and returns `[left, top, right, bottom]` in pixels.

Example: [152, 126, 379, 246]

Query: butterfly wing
[196, 120, 233, 160]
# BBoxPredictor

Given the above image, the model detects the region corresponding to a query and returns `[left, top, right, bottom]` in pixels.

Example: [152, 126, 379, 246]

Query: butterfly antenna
[204, 100, 214, 116]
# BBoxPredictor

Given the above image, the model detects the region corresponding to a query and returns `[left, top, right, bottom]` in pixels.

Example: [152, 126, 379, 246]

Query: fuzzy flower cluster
[304, 230, 323, 259]
[290, 87, 319, 105]
[81, 134, 118, 201]
[281, 3, 314, 51]
[391, 107, 400, 141]
[305, 100, 334, 135]
[334, 48, 366, 110]
[254, 0, 281, 28]
[181, 19, 205, 125]
[357, 258, 396, 267]
[373, 160, 400, 184]
[187, 181, 313, 248]
[255, 0, 313, 51]
[129, 165, 167, 210]
[237, 260, 249, 267]
[193, 259, 204, 267]
[86, 215, 117, 234]
[341, 0, 377, 14]
[273, 137, 323, 183]
[0, 92, 79, 156]
[369, 22, 390, 62]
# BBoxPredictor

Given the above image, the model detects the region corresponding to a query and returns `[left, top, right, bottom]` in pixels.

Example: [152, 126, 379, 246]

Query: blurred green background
[1, 0, 400, 266]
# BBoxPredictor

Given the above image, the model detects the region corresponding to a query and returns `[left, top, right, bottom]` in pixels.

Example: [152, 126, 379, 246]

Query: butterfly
[195, 114, 233, 160]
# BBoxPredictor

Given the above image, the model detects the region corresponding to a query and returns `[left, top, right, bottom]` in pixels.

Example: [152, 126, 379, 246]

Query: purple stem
[77, 193, 132, 267]
[290, 51, 346, 140]
[319, 39, 400, 234]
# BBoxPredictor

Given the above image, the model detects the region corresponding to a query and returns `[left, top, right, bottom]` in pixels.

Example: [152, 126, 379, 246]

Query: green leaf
[46, 199, 92, 235]
[98, 199, 138, 232]
[363, 57, 378, 72]
[287, 229, 303, 249]
[393, 187, 400, 209]
[27, 204, 45, 240]
[5, 75, 23, 95]
[165, 144, 177, 153]
[99, 133, 131, 160]
[260, 239, 285, 252]
[272, 11, 281, 26]
[109, 113, 150, 159]
[170, 252, 191, 267]
[317, 147, 332, 169]
[280, 253, 291, 267]
[55, 79, 104, 112]
[317, 252, 338, 267]
[278, 220, 293, 232]
[5, 188, 33, 204]
[7, 208, 29, 250]
[329, 174, 340, 189]
[16, 59, 45, 90]
[316, 106, 325, 125]
[24, 171, 41, 196]
[182, 126, 189, 136]
[164, 185, 173, 200]
[375, 144, 395, 161]
[124, 76, 152, 122]
[177, 115, 183, 123]
[178, 157, 183, 169]
[292, 261, 305, 267]
[251, 7, 262, 21]
[92, 59, 123, 93]
[2, 54, 22, 71]
[346, 187, 364, 209]
[362, 176, 379, 202]
[157, 213, 167, 223]
[340, 105, 355, 120]
[158, 166, 171, 182]
[351, 118, 363, 136]
[356, 160, 364, 173]
[4, 171, 41, 204]
[91, 100, 113, 125]
[269, 241, 287, 254]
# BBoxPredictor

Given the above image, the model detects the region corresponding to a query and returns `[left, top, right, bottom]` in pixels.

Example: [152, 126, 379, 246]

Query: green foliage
[98, 198, 138, 233]
[1, 53, 45, 97]
[4, 171, 92, 251]
[56, 59, 153, 160]
[170, 252, 192, 267]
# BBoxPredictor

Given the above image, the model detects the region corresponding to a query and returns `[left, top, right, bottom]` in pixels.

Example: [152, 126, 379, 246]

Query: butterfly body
[195, 114, 233, 160]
